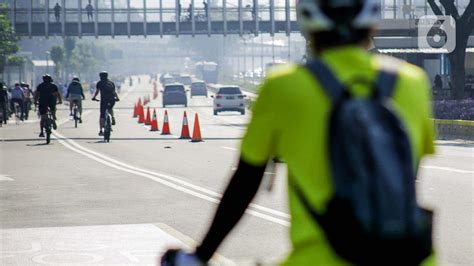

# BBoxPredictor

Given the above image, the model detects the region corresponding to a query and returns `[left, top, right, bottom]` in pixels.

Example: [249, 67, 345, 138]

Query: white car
[212, 86, 246, 115]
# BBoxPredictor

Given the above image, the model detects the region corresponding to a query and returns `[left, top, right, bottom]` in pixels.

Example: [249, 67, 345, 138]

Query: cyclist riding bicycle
[66, 76, 85, 123]
[92, 71, 120, 136]
[10, 83, 25, 121]
[21, 82, 34, 120]
[161, 0, 436, 265]
[0, 82, 9, 124]
[35, 74, 62, 138]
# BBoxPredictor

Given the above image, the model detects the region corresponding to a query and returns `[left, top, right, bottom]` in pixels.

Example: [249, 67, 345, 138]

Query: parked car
[212, 86, 246, 115]
[178, 74, 193, 86]
[162, 83, 187, 107]
[190, 81, 208, 98]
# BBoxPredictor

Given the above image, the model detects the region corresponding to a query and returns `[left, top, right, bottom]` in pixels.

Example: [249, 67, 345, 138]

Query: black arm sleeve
[195, 158, 267, 262]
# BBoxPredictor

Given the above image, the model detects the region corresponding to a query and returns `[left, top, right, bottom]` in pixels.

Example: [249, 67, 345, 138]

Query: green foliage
[63, 37, 76, 59]
[50, 46, 64, 65]
[50, 46, 64, 77]
[70, 41, 109, 81]
[6, 56, 25, 66]
[0, 3, 19, 74]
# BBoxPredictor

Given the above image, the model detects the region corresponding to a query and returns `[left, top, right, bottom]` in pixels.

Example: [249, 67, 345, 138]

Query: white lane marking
[421, 165, 474, 174]
[222, 146, 238, 151]
[230, 166, 274, 175]
[0, 175, 13, 181]
[52, 131, 290, 226]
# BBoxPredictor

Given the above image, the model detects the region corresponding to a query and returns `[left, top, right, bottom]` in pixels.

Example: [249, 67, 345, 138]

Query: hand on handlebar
[160, 249, 204, 266]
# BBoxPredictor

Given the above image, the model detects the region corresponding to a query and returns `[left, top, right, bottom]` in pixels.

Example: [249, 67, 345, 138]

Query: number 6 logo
[418, 15, 456, 53]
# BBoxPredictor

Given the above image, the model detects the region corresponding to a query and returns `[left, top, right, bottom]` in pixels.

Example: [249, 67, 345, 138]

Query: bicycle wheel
[74, 107, 78, 128]
[45, 119, 51, 144]
[25, 102, 30, 120]
[104, 114, 112, 142]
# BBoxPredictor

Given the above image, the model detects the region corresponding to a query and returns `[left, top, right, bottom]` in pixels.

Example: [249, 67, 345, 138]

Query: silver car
[190, 81, 208, 98]
[212, 86, 246, 115]
[162, 83, 187, 108]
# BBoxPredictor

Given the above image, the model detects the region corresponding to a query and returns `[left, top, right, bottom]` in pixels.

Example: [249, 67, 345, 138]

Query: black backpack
[291, 59, 433, 265]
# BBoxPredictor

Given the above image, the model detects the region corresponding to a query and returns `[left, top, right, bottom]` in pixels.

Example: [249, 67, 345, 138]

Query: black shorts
[38, 102, 56, 115]
[100, 100, 115, 118]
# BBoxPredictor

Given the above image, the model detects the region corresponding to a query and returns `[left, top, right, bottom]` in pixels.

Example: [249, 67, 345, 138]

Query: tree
[63, 37, 76, 80]
[427, 0, 474, 99]
[7, 55, 25, 81]
[0, 3, 19, 78]
[50, 46, 64, 79]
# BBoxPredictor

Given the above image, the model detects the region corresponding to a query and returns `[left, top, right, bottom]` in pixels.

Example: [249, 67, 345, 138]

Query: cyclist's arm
[92, 84, 100, 99]
[195, 158, 266, 262]
[65, 85, 70, 99]
[112, 83, 120, 100]
[79, 84, 85, 99]
[53, 87, 62, 104]
[34, 90, 40, 103]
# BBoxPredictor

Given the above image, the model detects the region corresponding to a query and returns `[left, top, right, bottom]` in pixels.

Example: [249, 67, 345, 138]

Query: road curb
[434, 119, 474, 140]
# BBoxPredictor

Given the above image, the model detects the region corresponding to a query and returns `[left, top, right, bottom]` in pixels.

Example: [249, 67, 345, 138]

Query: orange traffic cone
[138, 105, 145, 124]
[150, 109, 159, 131]
[180, 111, 191, 139]
[133, 103, 138, 118]
[161, 110, 171, 135]
[191, 113, 202, 142]
[145, 107, 151, 125]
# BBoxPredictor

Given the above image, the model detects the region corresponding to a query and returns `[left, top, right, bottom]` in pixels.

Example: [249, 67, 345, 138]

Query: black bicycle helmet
[72, 76, 80, 82]
[99, 71, 108, 80]
[42, 74, 53, 82]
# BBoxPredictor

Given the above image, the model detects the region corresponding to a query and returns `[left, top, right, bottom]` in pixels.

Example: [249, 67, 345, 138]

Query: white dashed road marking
[0, 174, 14, 181]
[421, 165, 474, 175]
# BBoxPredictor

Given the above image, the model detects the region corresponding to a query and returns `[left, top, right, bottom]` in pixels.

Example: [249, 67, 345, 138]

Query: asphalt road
[1, 75, 472, 265]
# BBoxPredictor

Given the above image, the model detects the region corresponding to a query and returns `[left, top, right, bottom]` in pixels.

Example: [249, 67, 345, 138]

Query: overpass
[3, 0, 436, 38]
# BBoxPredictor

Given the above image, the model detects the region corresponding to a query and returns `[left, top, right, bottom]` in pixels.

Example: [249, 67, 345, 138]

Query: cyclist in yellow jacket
[161, 0, 435, 265]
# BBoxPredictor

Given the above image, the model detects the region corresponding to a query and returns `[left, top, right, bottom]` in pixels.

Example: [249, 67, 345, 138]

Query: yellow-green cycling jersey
[240, 46, 436, 265]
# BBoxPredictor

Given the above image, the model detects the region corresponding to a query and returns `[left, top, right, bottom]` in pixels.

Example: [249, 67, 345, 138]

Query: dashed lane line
[0, 175, 14, 181]
[421, 165, 474, 175]
[52, 130, 290, 226]
[222, 146, 238, 151]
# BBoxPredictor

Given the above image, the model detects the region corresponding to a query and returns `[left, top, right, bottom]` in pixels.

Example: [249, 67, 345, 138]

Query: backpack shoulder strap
[375, 69, 399, 99]
[304, 59, 345, 102]
[374, 56, 402, 99]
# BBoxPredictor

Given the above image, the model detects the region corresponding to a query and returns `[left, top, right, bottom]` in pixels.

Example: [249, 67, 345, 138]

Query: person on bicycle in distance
[10, 83, 25, 120]
[92, 71, 120, 136]
[21, 82, 34, 120]
[161, 0, 436, 265]
[0, 83, 9, 124]
[66, 76, 85, 123]
[35, 74, 62, 138]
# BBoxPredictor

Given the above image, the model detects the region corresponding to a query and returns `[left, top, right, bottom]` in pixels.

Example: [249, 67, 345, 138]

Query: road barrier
[150, 109, 159, 132]
[434, 119, 474, 140]
[180, 111, 191, 139]
[191, 113, 202, 142]
[161, 110, 171, 135]
[144, 107, 152, 125]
